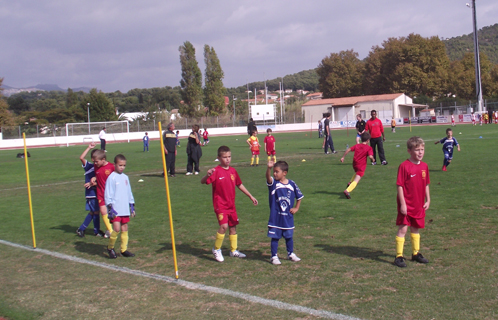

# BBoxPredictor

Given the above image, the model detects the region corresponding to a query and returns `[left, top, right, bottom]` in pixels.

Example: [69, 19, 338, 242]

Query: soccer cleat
[411, 253, 429, 264]
[229, 250, 246, 258]
[371, 162, 377, 165]
[394, 256, 407, 268]
[270, 256, 281, 265]
[346, 182, 351, 188]
[107, 248, 117, 259]
[212, 248, 224, 262]
[96, 230, 105, 237]
[381, 161, 388, 165]
[169, 174, 176, 177]
[343, 190, 351, 199]
[194, 172, 199, 175]
[104, 230, 111, 239]
[121, 250, 135, 257]
[288, 253, 301, 262]
[186, 172, 193, 176]
[331, 151, 337, 154]
[442, 165, 447, 171]
[76, 228, 85, 238]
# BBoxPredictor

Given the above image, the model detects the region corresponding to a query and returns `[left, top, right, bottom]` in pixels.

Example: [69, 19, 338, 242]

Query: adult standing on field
[247, 118, 257, 136]
[99, 127, 107, 151]
[365, 110, 387, 165]
[323, 113, 337, 154]
[186, 124, 203, 175]
[162, 123, 177, 177]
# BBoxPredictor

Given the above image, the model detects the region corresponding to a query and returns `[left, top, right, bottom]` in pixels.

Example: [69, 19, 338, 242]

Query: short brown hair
[274, 160, 289, 173]
[114, 154, 126, 163]
[360, 132, 371, 142]
[217, 145, 231, 157]
[407, 136, 425, 150]
[92, 150, 106, 160]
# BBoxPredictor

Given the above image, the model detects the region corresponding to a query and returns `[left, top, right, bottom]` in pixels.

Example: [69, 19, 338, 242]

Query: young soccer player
[175, 130, 180, 147]
[340, 132, 375, 199]
[143, 132, 149, 152]
[266, 160, 304, 265]
[318, 120, 323, 138]
[264, 128, 276, 163]
[76, 142, 104, 237]
[434, 128, 460, 171]
[394, 136, 431, 268]
[91, 149, 115, 238]
[203, 127, 209, 145]
[105, 154, 136, 259]
[451, 114, 456, 127]
[201, 146, 258, 262]
[247, 130, 261, 166]
[391, 117, 396, 133]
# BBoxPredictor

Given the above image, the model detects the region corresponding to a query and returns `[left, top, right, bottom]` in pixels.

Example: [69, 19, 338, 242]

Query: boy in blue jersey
[77, 142, 104, 237]
[434, 128, 460, 171]
[105, 154, 136, 259]
[143, 132, 149, 152]
[266, 160, 304, 265]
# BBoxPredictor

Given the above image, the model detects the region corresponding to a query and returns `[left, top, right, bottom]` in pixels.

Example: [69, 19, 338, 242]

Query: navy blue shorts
[267, 227, 294, 239]
[86, 198, 99, 212]
[444, 151, 453, 160]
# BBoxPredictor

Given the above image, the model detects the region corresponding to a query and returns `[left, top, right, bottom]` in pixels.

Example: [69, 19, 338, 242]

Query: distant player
[99, 127, 107, 151]
[203, 127, 209, 145]
[105, 154, 136, 259]
[91, 149, 115, 238]
[76, 142, 104, 237]
[434, 128, 460, 171]
[318, 120, 323, 138]
[355, 114, 366, 144]
[471, 113, 476, 126]
[391, 118, 396, 133]
[176, 130, 180, 146]
[340, 132, 375, 199]
[201, 146, 258, 262]
[266, 160, 303, 265]
[143, 132, 149, 152]
[264, 128, 276, 163]
[451, 114, 455, 127]
[394, 136, 431, 268]
[247, 130, 260, 166]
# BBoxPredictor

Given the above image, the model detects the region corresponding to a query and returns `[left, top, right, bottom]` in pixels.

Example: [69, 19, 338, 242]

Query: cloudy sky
[1, 0, 497, 93]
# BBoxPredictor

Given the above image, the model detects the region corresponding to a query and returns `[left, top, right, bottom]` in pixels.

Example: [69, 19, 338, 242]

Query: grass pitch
[1, 124, 498, 319]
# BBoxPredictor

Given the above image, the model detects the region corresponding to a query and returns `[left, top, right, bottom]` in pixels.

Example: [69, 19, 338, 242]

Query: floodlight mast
[470, 0, 483, 113]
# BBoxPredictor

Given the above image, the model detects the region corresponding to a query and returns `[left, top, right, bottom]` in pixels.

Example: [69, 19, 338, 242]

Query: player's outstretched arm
[79, 142, 96, 165]
[237, 184, 258, 205]
[266, 161, 274, 184]
[340, 148, 351, 163]
[200, 167, 215, 184]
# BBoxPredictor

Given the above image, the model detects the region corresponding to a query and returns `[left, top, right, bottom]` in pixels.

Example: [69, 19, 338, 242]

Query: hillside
[444, 23, 498, 64]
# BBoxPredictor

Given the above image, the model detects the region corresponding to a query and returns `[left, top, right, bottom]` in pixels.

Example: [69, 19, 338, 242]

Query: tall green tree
[179, 41, 203, 117]
[79, 89, 117, 122]
[448, 52, 494, 100]
[317, 49, 364, 98]
[0, 78, 16, 126]
[66, 88, 79, 109]
[203, 45, 226, 116]
[363, 34, 450, 98]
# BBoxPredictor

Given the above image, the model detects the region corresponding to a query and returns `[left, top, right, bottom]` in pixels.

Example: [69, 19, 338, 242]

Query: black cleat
[76, 229, 85, 238]
[343, 190, 351, 199]
[121, 250, 135, 257]
[108, 248, 117, 259]
[411, 253, 429, 264]
[394, 256, 407, 268]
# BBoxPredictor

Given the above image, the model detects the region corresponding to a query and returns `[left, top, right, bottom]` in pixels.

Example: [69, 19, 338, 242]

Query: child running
[203, 127, 209, 145]
[434, 128, 460, 171]
[264, 128, 276, 163]
[201, 146, 258, 262]
[76, 142, 104, 237]
[266, 160, 304, 265]
[340, 132, 375, 199]
[105, 154, 136, 259]
[247, 130, 261, 166]
[91, 149, 115, 238]
[394, 136, 431, 268]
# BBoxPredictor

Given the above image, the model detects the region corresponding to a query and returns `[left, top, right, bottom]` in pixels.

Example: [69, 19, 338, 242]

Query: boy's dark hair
[251, 130, 257, 135]
[446, 128, 452, 134]
[90, 149, 98, 157]
[266, 128, 272, 133]
[360, 132, 371, 142]
[274, 160, 289, 173]
[114, 154, 126, 163]
[92, 150, 106, 160]
[218, 145, 231, 157]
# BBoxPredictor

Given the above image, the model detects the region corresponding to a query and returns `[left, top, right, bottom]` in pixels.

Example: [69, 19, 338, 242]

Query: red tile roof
[302, 93, 405, 107]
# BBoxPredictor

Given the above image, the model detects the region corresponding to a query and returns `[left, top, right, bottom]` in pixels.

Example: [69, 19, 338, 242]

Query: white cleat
[288, 253, 301, 262]
[270, 256, 281, 265]
[229, 250, 246, 258]
[212, 248, 224, 262]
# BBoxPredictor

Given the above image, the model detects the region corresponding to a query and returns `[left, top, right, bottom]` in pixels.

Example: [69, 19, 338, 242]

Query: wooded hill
[444, 23, 498, 64]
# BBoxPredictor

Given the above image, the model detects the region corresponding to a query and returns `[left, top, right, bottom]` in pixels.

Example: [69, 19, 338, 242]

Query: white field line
[0, 239, 361, 320]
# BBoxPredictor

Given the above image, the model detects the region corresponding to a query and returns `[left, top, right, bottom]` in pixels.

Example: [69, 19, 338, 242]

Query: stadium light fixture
[87, 102, 91, 133]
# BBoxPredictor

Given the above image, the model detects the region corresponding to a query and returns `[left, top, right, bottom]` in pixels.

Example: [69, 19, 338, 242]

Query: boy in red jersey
[247, 130, 261, 166]
[202, 127, 209, 145]
[394, 136, 431, 268]
[264, 128, 276, 163]
[201, 146, 258, 262]
[340, 132, 375, 199]
[90, 149, 115, 238]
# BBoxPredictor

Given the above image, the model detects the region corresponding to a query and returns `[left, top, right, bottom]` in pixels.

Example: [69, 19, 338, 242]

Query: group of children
[246, 128, 277, 166]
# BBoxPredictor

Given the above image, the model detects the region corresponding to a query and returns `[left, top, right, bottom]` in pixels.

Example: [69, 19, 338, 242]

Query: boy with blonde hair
[247, 130, 261, 166]
[394, 137, 431, 268]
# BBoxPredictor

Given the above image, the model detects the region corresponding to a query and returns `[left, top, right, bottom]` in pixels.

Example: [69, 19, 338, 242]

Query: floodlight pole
[87, 103, 91, 133]
[470, 0, 483, 113]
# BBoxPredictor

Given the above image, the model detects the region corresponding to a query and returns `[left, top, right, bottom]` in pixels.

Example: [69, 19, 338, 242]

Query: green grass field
[1, 124, 498, 320]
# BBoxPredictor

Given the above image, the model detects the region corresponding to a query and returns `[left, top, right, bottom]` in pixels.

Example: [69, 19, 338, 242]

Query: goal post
[65, 120, 130, 147]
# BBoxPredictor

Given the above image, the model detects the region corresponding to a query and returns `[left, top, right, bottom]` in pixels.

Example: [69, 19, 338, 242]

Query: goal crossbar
[65, 121, 130, 147]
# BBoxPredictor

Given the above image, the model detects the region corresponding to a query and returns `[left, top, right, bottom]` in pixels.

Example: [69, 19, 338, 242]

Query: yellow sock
[268, 156, 271, 162]
[108, 231, 119, 250]
[395, 236, 405, 258]
[103, 214, 112, 232]
[273, 155, 276, 162]
[350, 174, 356, 183]
[120, 231, 129, 253]
[215, 232, 225, 250]
[411, 233, 420, 256]
[346, 181, 357, 192]
[229, 234, 238, 252]
[250, 157, 254, 165]
[256, 157, 259, 165]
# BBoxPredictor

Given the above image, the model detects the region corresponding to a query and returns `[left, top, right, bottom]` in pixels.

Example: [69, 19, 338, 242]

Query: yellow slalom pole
[409, 110, 412, 132]
[158, 122, 179, 279]
[22, 133, 37, 249]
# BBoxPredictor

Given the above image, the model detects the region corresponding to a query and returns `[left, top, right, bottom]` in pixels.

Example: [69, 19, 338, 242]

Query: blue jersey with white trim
[439, 137, 459, 153]
[83, 160, 96, 198]
[267, 177, 304, 229]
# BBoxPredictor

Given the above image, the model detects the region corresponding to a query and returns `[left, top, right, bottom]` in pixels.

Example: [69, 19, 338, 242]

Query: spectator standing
[99, 127, 107, 151]
[365, 110, 387, 165]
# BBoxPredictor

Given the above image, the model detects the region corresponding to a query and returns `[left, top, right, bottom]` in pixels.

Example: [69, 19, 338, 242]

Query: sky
[1, 0, 497, 93]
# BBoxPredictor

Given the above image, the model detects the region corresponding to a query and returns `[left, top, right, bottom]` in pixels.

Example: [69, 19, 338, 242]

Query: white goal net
[65, 121, 130, 147]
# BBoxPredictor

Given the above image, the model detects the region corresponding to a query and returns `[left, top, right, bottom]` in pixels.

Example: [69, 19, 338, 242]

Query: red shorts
[215, 208, 239, 227]
[110, 216, 130, 224]
[266, 150, 276, 156]
[396, 213, 425, 229]
[353, 165, 366, 177]
[252, 150, 260, 156]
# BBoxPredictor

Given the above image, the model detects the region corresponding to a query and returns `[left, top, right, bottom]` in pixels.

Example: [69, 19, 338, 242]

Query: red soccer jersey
[365, 118, 384, 139]
[396, 160, 430, 219]
[247, 136, 260, 152]
[351, 143, 373, 173]
[95, 162, 115, 201]
[264, 135, 275, 152]
[206, 165, 242, 211]
[203, 130, 208, 139]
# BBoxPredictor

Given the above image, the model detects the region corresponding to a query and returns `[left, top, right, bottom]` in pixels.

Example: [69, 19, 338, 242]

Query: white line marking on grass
[0, 239, 361, 320]
[0, 180, 82, 192]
